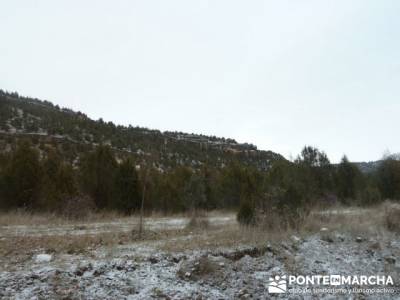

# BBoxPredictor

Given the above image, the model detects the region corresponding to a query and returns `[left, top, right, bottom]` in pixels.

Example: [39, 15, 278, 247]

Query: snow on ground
[1, 232, 399, 299]
[0, 215, 236, 238]
[313, 208, 369, 216]
[0, 211, 400, 299]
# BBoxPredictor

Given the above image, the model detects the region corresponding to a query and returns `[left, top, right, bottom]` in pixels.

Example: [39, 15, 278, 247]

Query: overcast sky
[1, 1, 399, 163]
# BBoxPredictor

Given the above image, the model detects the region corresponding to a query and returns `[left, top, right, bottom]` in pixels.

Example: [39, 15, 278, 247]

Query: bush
[362, 186, 382, 206]
[3, 140, 41, 209]
[275, 185, 310, 229]
[186, 215, 210, 230]
[60, 195, 96, 220]
[177, 256, 217, 281]
[385, 204, 400, 232]
[237, 200, 256, 226]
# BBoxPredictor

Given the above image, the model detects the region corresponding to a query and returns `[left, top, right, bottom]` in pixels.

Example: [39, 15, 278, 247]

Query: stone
[35, 254, 52, 263]
[369, 241, 381, 250]
[149, 257, 159, 264]
[291, 235, 301, 243]
[384, 256, 396, 264]
[321, 235, 334, 243]
[356, 237, 364, 243]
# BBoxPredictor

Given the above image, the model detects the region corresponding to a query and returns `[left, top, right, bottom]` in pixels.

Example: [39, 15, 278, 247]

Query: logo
[268, 275, 287, 293]
[330, 275, 341, 286]
[267, 274, 394, 295]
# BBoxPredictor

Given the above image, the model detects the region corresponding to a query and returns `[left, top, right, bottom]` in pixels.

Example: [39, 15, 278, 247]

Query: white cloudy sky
[1, 1, 400, 162]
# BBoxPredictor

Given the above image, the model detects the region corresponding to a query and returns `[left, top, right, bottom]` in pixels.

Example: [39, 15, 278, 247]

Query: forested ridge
[1, 90, 399, 221]
[0, 90, 281, 170]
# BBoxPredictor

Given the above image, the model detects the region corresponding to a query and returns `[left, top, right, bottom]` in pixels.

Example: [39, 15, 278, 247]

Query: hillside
[0, 90, 284, 171]
[354, 161, 383, 174]
[353, 154, 400, 174]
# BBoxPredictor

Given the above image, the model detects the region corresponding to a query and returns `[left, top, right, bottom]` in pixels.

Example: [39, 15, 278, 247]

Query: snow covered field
[0, 209, 399, 299]
[0, 215, 235, 238]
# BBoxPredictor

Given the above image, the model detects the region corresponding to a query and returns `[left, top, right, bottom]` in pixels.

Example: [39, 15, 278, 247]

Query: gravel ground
[1, 229, 399, 299]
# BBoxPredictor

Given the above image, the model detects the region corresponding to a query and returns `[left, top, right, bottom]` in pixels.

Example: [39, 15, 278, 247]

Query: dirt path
[0, 215, 236, 238]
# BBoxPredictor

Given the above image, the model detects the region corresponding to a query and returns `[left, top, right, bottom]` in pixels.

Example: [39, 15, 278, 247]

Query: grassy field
[0, 201, 398, 258]
[1, 202, 399, 299]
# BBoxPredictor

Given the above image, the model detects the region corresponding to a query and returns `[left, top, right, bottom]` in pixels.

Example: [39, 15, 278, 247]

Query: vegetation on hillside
[0, 90, 281, 172]
[0, 91, 400, 221]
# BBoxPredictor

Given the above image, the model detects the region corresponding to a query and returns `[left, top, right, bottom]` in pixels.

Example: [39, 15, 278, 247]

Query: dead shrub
[186, 215, 210, 230]
[237, 200, 256, 226]
[177, 256, 217, 280]
[0, 209, 60, 226]
[385, 204, 400, 233]
[258, 209, 284, 231]
[60, 195, 96, 220]
[259, 207, 308, 232]
[0, 233, 124, 257]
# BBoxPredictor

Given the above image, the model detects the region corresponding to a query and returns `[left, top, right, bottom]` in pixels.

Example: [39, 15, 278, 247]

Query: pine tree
[3, 140, 41, 209]
[336, 155, 363, 202]
[237, 199, 255, 226]
[41, 149, 77, 211]
[295, 146, 334, 197]
[80, 145, 117, 209]
[377, 158, 400, 200]
[0, 153, 9, 209]
[114, 158, 141, 213]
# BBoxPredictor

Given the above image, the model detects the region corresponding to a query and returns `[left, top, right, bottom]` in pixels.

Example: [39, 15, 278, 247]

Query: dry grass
[0, 209, 234, 226]
[162, 202, 400, 252]
[304, 209, 384, 235]
[0, 210, 183, 226]
[0, 234, 112, 261]
[1, 203, 398, 259]
[383, 201, 400, 233]
[303, 201, 400, 237]
[0, 210, 62, 226]
[145, 209, 234, 219]
[161, 223, 292, 253]
[185, 215, 210, 230]
[0, 228, 187, 259]
[0, 209, 131, 226]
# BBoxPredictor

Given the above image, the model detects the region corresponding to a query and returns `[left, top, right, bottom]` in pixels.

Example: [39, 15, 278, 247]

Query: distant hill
[353, 160, 383, 174]
[0, 90, 284, 171]
[354, 154, 400, 174]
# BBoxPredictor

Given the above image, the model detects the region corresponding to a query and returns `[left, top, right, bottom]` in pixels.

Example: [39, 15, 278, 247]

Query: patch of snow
[34, 254, 52, 263]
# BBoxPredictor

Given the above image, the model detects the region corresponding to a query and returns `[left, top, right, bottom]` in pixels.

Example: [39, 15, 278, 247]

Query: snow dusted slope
[1, 215, 399, 299]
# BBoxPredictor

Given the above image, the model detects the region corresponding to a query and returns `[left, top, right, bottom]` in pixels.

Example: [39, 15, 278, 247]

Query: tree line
[0, 141, 399, 219]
